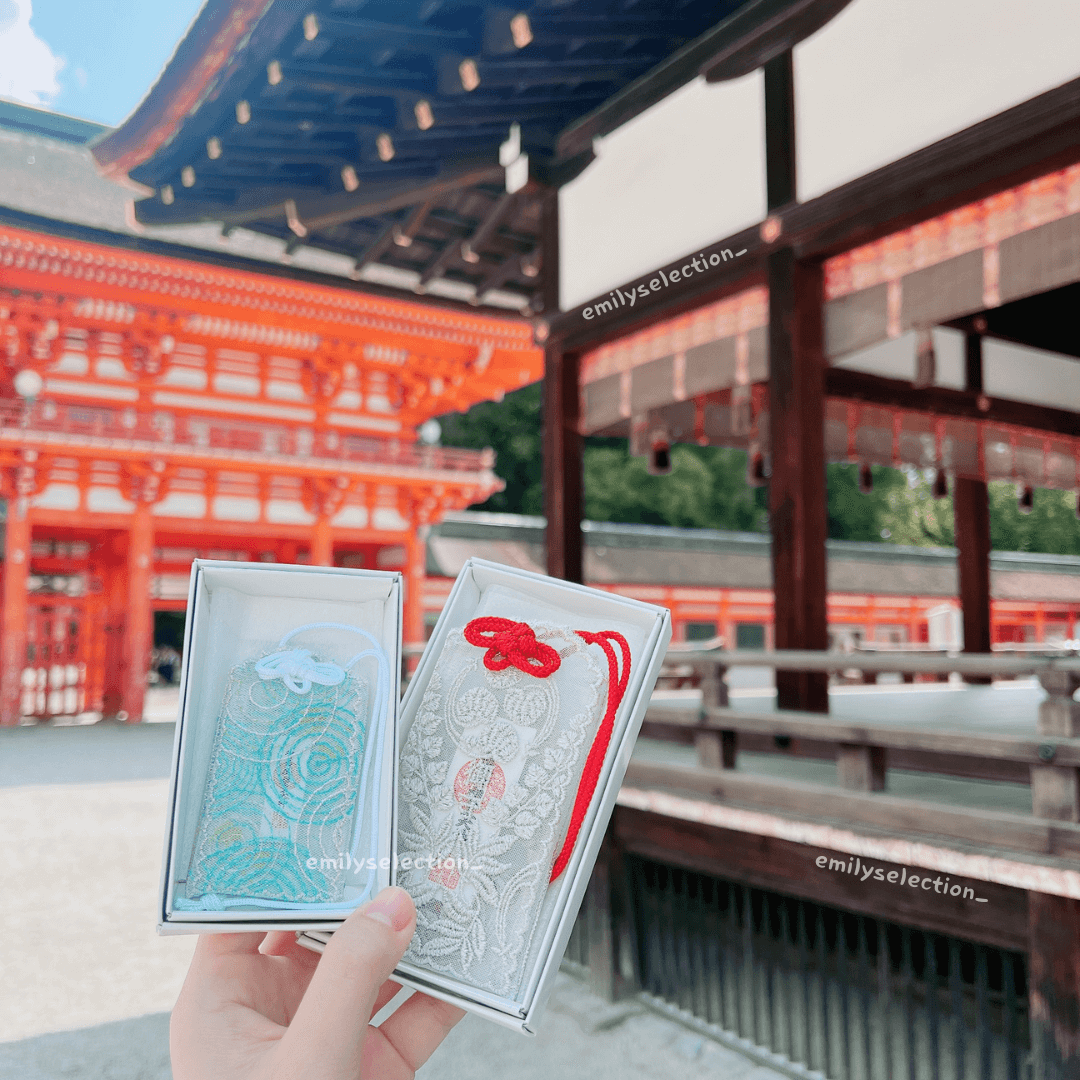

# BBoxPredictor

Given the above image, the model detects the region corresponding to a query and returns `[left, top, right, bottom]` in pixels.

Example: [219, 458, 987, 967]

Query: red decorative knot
[461, 617, 632, 886]
[463, 617, 561, 678]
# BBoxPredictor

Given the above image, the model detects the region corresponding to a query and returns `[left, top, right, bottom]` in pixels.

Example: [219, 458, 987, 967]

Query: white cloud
[0, 0, 64, 107]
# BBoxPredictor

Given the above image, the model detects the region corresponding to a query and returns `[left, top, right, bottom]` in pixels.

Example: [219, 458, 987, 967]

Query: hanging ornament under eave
[858, 462, 874, 494]
[1018, 484, 1034, 513]
[932, 469, 949, 499]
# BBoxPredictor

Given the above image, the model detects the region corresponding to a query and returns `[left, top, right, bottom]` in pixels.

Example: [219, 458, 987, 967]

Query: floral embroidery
[397, 621, 604, 998]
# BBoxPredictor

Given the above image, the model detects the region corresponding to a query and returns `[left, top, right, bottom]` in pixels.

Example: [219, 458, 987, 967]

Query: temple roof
[0, 99, 524, 310]
[427, 512, 1080, 601]
[89, 0, 849, 313]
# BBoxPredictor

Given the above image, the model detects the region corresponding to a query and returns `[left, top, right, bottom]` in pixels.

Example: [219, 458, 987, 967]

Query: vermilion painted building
[0, 102, 541, 725]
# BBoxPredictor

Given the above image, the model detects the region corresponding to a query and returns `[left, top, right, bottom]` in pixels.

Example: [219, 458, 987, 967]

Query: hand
[170, 886, 465, 1079]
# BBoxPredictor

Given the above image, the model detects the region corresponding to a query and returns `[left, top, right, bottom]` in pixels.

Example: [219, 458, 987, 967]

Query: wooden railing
[635, 647, 1080, 862]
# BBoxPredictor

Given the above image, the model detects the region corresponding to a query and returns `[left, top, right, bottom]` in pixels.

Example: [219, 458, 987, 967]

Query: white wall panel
[560, 73, 766, 309]
[796, 0, 1080, 201]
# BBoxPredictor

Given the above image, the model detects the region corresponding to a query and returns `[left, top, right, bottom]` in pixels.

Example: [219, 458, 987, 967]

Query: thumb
[276, 886, 416, 1077]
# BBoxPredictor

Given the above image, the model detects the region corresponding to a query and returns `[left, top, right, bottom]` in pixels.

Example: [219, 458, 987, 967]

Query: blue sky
[0, 0, 204, 127]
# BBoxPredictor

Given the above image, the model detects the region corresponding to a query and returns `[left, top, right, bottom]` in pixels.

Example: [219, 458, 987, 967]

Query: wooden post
[123, 500, 153, 723]
[767, 250, 830, 713]
[0, 483, 31, 725]
[694, 661, 734, 768]
[1030, 671, 1080, 820]
[403, 530, 427, 647]
[538, 184, 583, 582]
[837, 744, 887, 791]
[763, 50, 796, 210]
[310, 514, 333, 567]
[955, 330, 992, 683]
[583, 821, 636, 1002]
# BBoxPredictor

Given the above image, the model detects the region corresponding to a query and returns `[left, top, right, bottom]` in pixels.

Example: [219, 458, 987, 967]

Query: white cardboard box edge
[157, 559, 404, 934]
[388, 557, 672, 1034]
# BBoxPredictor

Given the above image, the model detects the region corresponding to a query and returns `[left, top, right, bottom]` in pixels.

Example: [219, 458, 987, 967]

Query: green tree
[439, 386, 1080, 555]
[438, 383, 543, 515]
[584, 443, 768, 532]
[826, 464, 909, 542]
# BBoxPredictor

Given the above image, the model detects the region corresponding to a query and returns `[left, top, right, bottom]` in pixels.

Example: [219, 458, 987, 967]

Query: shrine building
[0, 101, 541, 726]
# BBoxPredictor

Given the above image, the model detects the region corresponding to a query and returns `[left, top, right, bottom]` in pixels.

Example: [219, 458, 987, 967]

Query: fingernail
[360, 886, 413, 931]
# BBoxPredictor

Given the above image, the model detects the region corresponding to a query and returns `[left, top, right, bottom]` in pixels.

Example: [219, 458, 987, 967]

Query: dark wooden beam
[547, 229, 763, 349]
[484, 11, 683, 55]
[312, 14, 472, 48]
[475, 252, 534, 300]
[390, 200, 432, 249]
[614, 806, 1028, 953]
[134, 161, 503, 230]
[539, 186, 582, 583]
[460, 192, 516, 263]
[555, 0, 850, 160]
[439, 56, 645, 96]
[782, 75, 1080, 260]
[352, 219, 399, 272]
[769, 252, 830, 712]
[556, 76, 1080, 359]
[1029, 893, 1080, 1079]
[763, 50, 796, 211]
[825, 368, 1080, 439]
[964, 328, 985, 394]
[701, 0, 855, 83]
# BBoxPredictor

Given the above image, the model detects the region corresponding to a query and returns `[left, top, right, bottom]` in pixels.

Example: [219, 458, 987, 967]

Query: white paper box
[159, 560, 402, 934]
[388, 558, 671, 1034]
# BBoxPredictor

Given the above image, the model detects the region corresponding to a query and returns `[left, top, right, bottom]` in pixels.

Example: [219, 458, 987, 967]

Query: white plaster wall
[560, 72, 766, 309]
[795, 0, 1080, 200]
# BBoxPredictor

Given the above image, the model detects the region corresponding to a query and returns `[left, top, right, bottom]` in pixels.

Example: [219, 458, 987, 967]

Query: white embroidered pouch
[396, 583, 638, 1000]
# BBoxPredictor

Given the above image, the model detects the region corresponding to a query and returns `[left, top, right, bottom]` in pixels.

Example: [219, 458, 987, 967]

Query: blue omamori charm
[177, 622, 389, 912]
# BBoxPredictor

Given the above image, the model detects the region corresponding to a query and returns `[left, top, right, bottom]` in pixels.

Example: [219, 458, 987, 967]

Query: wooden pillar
[310, 515, 334, 567]
[0, 486, 31, 725]
[123, 500, 153, 723]
[767, 250, 830, 713]
[100, 540, 126, 719]
[544, 344, 583, 582]
[762, 51, 829, 712]
[403, 530, 427, 646]
[537, 183, 583, 583]
[955, 331, 992, 681]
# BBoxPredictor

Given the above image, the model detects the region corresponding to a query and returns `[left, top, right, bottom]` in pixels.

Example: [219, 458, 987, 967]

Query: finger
[371, 991, 466, 1073]
[191, 931, 266, 965]
[370, 977, 406, 1019]
[261, 931, 321, 966]
[276, 887, 415, 1075]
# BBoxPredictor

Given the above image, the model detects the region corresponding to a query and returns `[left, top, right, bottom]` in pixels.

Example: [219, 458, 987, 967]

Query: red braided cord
[460, 617, 631, 883]
[463, 617, 561, 678]
[549, 630, 631, 882]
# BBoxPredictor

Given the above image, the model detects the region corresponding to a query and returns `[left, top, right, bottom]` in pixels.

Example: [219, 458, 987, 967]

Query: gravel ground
[0, 696, 789, 1080]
